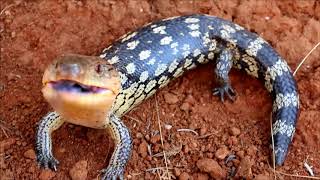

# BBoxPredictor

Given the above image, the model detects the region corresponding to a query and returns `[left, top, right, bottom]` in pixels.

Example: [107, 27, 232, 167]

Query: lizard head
[42, 54, 121, 128]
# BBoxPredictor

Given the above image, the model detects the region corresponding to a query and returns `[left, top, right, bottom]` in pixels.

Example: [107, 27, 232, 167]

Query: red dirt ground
[0, 0, 319, 180]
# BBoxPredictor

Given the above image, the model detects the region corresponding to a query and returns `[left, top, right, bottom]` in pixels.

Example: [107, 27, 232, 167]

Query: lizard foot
[213, 83, 236, 102]
[37, 154, 59, 171]
[100, 166, 124, 180]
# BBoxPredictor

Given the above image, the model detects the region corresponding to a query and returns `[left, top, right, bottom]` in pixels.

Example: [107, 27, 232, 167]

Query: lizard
[35, 14, 299, 179]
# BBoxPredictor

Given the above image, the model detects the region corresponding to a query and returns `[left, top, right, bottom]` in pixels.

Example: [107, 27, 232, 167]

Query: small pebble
[230, 127, 241, 136]
[23, 149, 36, 160]
[136, 132, 143, 139]
[164, 93, 179, 104]
[179, 172, 192, 180]
[199, 127, 207, 136]
[164, 124, 172, 130]
[138, 140, 148, 158]
[69, 160, 88, 180]
[180, 102, 191, 112]
[197, 158, 226, 179]
[39, 169, 56, 180]
[235, 156, 253, 179]
[150, 135, 161, 144]
[215, 146, 230, 160]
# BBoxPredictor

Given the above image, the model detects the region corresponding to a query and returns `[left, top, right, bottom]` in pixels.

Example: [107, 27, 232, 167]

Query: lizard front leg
[213, 48, 236, 102]
[35, 111, 64, 171]
[101, 113, 132, 180]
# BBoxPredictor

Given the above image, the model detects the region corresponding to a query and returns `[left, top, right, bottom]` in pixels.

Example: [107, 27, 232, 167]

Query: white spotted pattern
[182, 44, 190, 51]
[267, 59, 290, 81]
[147, 58, 156, 65]
[189, 31, 201, 37]
[246, 37, 265, 57]
[139, 71, 149, 82]
[145, 80, 157, 93]
[184, 58, 193, 68]
[168, 59, 179, 73]
[153, 26, 166, 34]
[119, 72, 128, 85]
[127, 40, 139, 50]
[197, 54, 207, 64]
[273, 93, 298, 112]
[170, 42, 178, 48]
[108, 56, 119, 64]
[273, 119, 295, 138]
[209, 39, 217, 51]
[220, 25, 237, 44]
[155, 64, 167, 76]
[160, 36, 173, 45]
[202, 32, 211, 45]
[126, 63, 136, 74]
[185, 18, 200, 23]
[139, 50, 151, 60]
[208, 52, 215, 60]
[188, 24, 199, 30]
[193, 49, 201, 57]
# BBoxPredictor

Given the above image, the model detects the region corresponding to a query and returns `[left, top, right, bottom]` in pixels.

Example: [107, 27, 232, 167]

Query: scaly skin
[36, 14, 299, 179]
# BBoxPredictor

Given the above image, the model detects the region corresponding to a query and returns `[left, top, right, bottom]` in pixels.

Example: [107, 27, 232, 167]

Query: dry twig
[293, 42, 320, 76]
[155, 95, 171, 179]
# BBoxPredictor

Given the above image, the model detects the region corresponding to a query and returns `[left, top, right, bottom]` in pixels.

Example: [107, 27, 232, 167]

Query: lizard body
[36, 14, 299, 179]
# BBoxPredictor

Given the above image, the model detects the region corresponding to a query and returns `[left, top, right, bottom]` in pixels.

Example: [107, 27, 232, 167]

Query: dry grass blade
[155, 95, 170, 180]
[293, 42, 320, 76]
[304, 161, 315, 176]
[124, 115, 142, 124]
[197, 132, 218, 139]
[0, 4, 15, 16]
[152, 144, 182, 158]
[270, 113, 276, 180]
[274, 170, 320, 179]
[0, 119, 11, 138]
[146, 167, 175, 180]
[177, 128, 198, 136]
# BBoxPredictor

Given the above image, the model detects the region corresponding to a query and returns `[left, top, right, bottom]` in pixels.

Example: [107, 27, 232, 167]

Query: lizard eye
[95, 64, 103, 74]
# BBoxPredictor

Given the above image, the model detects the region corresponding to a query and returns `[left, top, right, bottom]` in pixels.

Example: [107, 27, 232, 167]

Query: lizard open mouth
[48, 80, 112, 94]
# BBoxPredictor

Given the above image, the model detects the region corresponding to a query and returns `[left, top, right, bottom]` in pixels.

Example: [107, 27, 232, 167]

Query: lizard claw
[37, 154, 59, 171]
[100, 166, 125, 180]
[213, 83, 236, 102]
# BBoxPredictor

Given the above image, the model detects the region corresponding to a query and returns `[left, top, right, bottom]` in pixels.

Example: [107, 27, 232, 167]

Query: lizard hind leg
[35, 111, 64, 171]
[213, 48, 236, 102]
